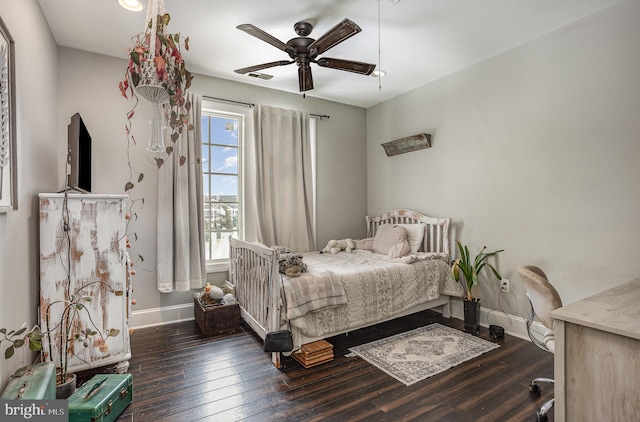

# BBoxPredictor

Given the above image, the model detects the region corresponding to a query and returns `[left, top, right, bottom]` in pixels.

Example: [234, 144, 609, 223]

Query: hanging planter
[119, 0, 194, 160]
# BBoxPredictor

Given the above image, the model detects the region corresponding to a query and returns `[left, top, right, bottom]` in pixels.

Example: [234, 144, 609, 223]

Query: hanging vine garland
[119, 0, 194, 171]
[118, 0, 194, 271]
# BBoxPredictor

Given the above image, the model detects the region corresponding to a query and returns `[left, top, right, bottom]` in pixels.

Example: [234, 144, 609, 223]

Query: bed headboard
[365, 209, 451, 257]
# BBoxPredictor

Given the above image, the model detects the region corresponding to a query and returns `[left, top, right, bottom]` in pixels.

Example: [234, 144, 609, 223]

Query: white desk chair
[517, 265, 563, 422]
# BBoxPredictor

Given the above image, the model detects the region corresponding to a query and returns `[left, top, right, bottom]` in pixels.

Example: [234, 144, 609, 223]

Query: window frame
[201, 101, 249, 273]
[200, 100, 317, 273]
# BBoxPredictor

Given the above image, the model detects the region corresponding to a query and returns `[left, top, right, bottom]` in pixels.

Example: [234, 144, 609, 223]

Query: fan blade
[234, 60, 293, 74]
[308, 18, 361, 57]
[237, 24, 295, 55]
[316, 58, 376, 75]
[298, 66, 314, 92]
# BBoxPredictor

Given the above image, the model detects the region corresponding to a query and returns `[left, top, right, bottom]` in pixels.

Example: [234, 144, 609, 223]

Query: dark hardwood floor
[79, 310, 554, 421]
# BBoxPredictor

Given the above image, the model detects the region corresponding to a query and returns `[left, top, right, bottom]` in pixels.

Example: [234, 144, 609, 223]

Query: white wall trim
[480, 308, 529, 340]
[449, 300, 543, 342]
[131, 303, 194, 329]
[131, 301, 545, 345]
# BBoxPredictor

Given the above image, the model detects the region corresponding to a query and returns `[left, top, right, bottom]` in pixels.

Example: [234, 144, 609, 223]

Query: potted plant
[451, 241, 504, 334]
[119, 10, 194, 171]
[40, 280, 122, 398]
[1, 283, 121, 399]
[118, 8, 194, 259]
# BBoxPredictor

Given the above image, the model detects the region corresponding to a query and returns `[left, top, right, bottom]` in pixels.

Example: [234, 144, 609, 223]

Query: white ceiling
[38, 0, 620, 108]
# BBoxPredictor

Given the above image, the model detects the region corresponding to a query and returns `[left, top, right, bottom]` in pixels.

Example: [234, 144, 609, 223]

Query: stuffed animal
[273, 245, 308, 278]
[320, 238, 355, 254]
[278, 253, 307, 277]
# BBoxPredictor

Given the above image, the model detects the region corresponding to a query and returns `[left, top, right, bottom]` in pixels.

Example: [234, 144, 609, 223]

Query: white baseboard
[480, 308, 530, 340]
[131, 302, 194, 329]
[131, 300, 544, 344]
[449, 300, 542, 341]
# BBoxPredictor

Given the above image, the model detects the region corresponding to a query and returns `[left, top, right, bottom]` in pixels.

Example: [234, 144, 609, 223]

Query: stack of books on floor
[292, 340, 334, 368]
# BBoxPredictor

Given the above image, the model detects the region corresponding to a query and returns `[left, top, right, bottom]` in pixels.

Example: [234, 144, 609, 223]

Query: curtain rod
[202, 95, 330, 120]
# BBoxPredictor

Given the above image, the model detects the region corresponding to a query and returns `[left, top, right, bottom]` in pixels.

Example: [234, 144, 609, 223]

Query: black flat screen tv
[67, 113, 91, 193]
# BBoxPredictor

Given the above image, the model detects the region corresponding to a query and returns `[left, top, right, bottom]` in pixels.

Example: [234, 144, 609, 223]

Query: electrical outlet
[500, 279, 510, 293]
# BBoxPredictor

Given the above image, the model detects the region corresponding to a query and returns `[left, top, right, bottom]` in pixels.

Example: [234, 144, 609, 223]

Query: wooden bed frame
[229, 209, 455, 367]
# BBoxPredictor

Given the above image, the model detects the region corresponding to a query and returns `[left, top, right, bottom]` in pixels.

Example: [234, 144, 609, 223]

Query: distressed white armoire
[39, 193, 131, 374]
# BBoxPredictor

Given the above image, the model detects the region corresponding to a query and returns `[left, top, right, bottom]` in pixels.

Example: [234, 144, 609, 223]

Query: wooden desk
[551, 278, 640, 421]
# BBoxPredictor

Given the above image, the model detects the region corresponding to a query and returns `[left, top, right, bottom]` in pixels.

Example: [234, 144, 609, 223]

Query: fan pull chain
[303, 63, 307, 98]
[378, 0, 382, 92]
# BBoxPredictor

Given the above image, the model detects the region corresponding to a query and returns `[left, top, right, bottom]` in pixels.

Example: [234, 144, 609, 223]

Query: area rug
[348, 323, 499, 386]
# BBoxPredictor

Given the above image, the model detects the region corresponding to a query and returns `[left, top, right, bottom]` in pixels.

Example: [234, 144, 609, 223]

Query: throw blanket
[282, 271, 347, 319]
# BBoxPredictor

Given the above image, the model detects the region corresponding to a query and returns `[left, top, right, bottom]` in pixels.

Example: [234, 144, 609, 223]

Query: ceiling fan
[234, 18, 376, 92]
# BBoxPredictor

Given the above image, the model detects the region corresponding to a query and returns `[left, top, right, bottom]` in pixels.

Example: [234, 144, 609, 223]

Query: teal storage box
[68, 374, 132, 422]
[0, 362, 56, 400]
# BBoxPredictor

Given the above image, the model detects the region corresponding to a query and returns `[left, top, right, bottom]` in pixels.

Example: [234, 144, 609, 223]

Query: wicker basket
[194, 298, 241, 335]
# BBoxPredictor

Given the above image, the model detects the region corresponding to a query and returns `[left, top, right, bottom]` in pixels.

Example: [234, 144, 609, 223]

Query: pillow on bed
[397, 223, 426, 253]
[354, 237, 374, 251]
[372, 224, 411, 258]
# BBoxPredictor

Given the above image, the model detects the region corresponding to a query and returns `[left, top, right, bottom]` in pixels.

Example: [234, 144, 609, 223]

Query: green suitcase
[0, 362, 56, 400]
[68, 373, 133, 422]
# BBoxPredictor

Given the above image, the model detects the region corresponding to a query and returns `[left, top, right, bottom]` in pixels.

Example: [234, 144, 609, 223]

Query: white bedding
[282, 250, 462, 339]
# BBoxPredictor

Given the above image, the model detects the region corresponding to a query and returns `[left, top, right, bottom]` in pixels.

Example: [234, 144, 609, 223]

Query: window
[201, 107, 243, 269]
[201, 100, 316, 272]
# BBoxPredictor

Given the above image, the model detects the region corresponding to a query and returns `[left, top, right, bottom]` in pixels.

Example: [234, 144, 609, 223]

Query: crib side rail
[229, 239, 280, 340]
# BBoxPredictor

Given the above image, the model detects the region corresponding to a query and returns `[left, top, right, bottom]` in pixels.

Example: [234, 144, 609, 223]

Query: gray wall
[0, 0, 59, 383]
[3, 0, 638, 389]
[54, 47, 368, 313]
[366, 0, 640, 318]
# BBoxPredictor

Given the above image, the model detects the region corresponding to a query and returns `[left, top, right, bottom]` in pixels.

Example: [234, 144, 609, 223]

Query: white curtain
[254, 104, 316, 252]
[157, 92, 206, 292]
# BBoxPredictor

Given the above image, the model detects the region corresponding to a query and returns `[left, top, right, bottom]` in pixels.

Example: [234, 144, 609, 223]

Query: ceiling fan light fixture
[235, 18, 375, 92]
[117, 0, 143, 12]
[372, 69, 387, 78]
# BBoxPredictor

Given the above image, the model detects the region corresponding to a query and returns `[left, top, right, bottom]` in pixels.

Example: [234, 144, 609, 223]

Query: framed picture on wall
[0, 15, 16, 212]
